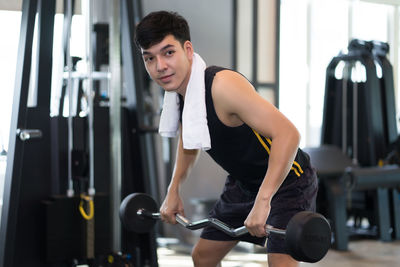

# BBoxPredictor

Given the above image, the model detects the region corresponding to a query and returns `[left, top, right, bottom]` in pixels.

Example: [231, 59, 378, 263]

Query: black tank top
[182, 66, 310, 193]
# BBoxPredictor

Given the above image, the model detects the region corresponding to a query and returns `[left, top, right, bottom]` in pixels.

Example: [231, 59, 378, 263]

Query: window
[280, 0, 399, 147]
[0, 11, 21, 151]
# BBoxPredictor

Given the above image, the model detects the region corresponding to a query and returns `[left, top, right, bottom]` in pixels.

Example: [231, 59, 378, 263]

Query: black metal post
[35, 0, 56, 109]
[0, 0, 38, 266]
[232, 0, 237, 70]
[120, 0, 159, 266]
[275, 0, 281, 107]
[252, 0, 258, 85]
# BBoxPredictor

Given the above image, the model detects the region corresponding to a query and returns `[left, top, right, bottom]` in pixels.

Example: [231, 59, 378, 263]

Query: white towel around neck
[158, 53, 211, 151]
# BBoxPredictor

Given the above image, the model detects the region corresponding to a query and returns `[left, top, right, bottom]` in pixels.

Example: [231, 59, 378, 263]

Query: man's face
[141, 35, 193, 95]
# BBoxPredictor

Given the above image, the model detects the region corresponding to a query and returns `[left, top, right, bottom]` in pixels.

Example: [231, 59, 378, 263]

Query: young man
[135, 11, 318, 267]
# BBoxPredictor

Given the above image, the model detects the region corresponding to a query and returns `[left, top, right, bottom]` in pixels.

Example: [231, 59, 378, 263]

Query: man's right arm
[160, 125, 200, 224]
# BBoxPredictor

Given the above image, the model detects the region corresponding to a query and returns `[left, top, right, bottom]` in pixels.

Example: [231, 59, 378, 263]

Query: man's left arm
[212, 70, 300, 237]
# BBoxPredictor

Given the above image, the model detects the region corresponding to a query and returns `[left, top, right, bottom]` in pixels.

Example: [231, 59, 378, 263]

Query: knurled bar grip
[137, 209, 286, 237]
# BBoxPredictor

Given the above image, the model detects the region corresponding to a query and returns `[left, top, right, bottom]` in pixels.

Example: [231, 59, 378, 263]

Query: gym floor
[157, 239, 400, 267]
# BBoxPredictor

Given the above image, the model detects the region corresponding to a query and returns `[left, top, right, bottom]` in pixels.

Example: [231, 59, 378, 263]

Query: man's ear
[184, 40, 194, 60]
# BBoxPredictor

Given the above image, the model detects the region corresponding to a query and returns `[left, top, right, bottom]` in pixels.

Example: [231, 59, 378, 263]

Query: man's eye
[144, 57, 153, 62]
[166, 50, 175, 56]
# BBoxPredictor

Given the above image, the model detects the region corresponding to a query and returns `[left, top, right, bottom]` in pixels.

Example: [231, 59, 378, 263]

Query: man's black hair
[135, 11, 191, 50]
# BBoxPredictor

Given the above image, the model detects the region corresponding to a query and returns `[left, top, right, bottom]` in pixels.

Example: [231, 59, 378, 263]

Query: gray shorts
[200, 166, 318, 254]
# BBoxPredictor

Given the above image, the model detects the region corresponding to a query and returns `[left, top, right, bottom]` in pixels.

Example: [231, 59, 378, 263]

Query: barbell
[119, 193, 331, 263]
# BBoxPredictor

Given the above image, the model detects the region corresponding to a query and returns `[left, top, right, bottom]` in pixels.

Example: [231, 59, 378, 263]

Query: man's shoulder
[205, 65, 229, 76]
[205, 66, 230, 92]
[205, 66, 237, 84]
[205, 66, 252, 100]
[206, 66, 248, 81]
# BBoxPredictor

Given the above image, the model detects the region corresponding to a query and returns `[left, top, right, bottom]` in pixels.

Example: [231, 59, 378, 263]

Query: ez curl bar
[119, 193, 332, 263]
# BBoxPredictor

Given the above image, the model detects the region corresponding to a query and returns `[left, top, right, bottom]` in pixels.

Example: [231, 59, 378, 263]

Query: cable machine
[0, 0, 160, 266]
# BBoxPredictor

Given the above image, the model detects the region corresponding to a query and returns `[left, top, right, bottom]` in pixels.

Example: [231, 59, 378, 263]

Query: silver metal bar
[137, 210, 286, 237]
[17, 129, 42, 141]
[62, 71, 111, 80]
[66, 0, 74, 197]
[352, 81, 358, 165]
[137, 209, 161, 220]
[342, 69, 348, 155]
[109, 0, 122, 252]
[84, 0, 95, 197]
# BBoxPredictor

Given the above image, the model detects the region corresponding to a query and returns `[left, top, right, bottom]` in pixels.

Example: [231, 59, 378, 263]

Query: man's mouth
[159, 74, 173, 83]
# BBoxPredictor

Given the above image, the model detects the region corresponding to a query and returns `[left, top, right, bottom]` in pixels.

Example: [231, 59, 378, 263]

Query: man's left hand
[244, 198, 271, 237]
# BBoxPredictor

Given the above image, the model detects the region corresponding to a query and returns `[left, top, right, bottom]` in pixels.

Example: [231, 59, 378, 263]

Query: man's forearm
[168, 133, 200, 193]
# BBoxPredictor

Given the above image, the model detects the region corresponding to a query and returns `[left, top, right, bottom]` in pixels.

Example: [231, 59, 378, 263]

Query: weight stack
[42, 193, 111, 263]
[321, 39, 394, 167]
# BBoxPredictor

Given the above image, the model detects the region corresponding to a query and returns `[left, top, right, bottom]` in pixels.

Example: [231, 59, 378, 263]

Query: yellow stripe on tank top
[252, 129, 303, 177]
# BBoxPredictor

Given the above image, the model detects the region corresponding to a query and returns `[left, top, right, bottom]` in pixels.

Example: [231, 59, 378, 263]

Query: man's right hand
[159, 191, 184, 224]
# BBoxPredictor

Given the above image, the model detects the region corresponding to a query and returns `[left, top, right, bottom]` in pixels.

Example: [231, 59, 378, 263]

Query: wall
[142, 0, 233, 68]
[142, 0, 232, 244]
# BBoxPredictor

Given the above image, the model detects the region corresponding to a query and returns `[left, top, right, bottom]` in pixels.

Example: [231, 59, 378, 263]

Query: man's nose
[156, 56, 167, 72]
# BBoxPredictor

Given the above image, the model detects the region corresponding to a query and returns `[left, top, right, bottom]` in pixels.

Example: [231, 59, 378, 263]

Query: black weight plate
[285, 211, 331, 263]
[119, 193, 158, 233]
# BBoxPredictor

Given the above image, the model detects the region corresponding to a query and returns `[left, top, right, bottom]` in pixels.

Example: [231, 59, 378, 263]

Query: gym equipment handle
[17, 129, 43, 141]
[137, 209, 285, 237]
